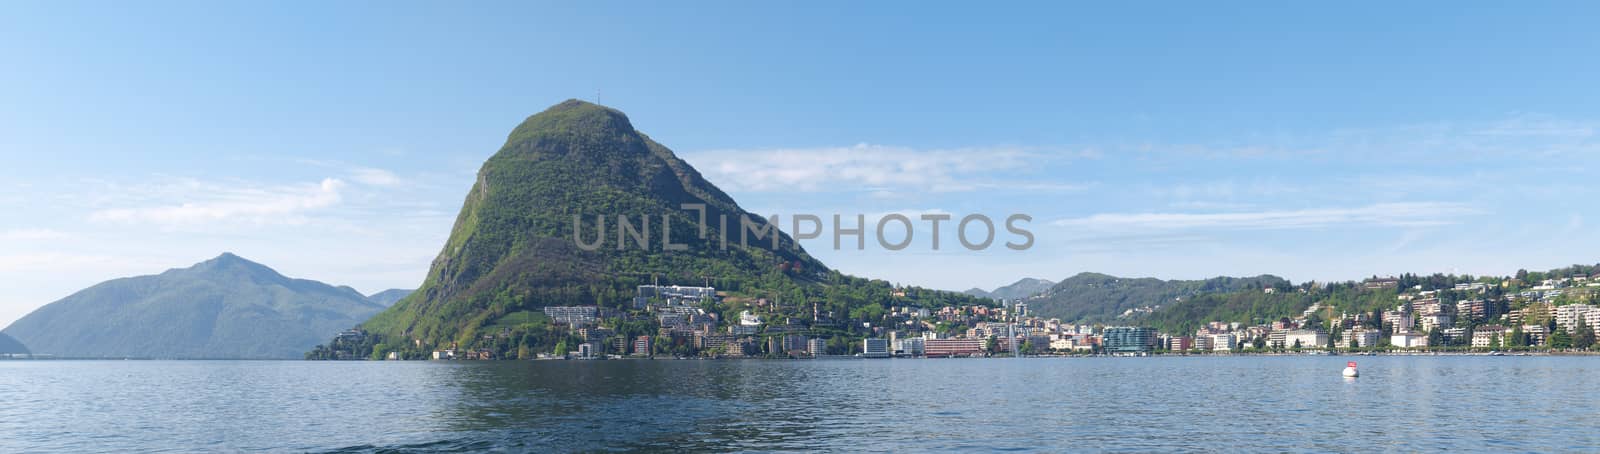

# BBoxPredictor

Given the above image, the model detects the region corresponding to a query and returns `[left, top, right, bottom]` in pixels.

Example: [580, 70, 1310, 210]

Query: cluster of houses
[417, 273, 1600, 360]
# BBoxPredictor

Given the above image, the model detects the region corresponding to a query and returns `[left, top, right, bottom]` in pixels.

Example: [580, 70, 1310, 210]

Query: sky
[3, 2, 1599, 327]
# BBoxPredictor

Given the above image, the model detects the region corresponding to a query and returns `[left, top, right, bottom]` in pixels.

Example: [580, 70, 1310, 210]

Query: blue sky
[3, 2, 1599, 326]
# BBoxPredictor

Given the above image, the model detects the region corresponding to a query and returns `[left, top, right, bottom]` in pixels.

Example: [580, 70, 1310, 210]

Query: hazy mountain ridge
[0, 332, 27, 354]
[1018, 272, 1290, 323]
[366, 289, 414, 307]
[964, 278, 1056, 301]
[2, 253, 386, 359]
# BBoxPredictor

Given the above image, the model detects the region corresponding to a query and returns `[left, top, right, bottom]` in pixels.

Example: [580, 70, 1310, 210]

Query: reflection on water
[3, 356, 1599, 452]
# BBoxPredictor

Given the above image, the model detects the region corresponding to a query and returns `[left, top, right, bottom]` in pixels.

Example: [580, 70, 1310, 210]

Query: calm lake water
[3, 356, 1598, 452]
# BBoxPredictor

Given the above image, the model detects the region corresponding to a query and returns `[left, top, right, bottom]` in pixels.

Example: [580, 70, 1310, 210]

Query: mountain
[0, 332, 26, 355]
[366, 289, 413, 307]
[361, 100, 840, 346]
[1025, 272, 1289, 323]
[2, 253, 386, 359]
[964, 278, 1055, 301]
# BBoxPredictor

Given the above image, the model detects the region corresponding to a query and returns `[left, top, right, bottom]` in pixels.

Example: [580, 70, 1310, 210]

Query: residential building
[1384, 308, 1415, 332]
[925, 338, 985, 357]
[863, 338, 891, 358]
[1267, 330, 1289, 349]
[1457, 300, 1495, 321]
[1472, 325, 1508, 348]
[895, 337, 926, 357]
[1102, 327, 1155, 353]
[1211, 333, 1237, 352]
[1347, 329, 1380, 349]
[782, 335, 809, 356]
[807, 338, 827, 357]
[632, 336, 651, 356]
[1556, 304, 1597, 333]
[1522, 325, 1550, 346]
[544, 306, 600, 326]
[1284, 329, 1329, 349]
[1168, 336, 1193, 352]
[1392, 331, 1428, 348]
[1419, 313, 1453, 333]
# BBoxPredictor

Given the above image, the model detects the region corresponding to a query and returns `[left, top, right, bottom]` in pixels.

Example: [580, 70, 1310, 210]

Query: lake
[2, 356, 1598, 452]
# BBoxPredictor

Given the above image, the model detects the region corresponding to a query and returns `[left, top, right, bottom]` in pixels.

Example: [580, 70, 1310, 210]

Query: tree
[1551, 328, 1573, 349]
[1576, 323, 1596, 350]
[1292, 339, 1302, 350]
[554, 340, 570, 356]
[1509, 325, 1526, 348]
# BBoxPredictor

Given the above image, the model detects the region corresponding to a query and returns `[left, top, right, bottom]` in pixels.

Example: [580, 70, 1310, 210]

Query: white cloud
[350, 167, 402, 186]
[89, 178, 346, 226]
[1053, 202, 1482, 231]
[683, 143, 1090, 193]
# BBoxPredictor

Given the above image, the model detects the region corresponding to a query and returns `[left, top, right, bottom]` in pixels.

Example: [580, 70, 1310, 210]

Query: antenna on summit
[596, 88, 602, 106]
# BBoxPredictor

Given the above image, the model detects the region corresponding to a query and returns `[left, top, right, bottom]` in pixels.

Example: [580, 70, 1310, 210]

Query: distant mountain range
[964, 278, 1056, 301]
[1, 253, 388, 359]
[981, 272, 1290, 323]
[0, 332, 27, 355]
[366, 289, 413, 307]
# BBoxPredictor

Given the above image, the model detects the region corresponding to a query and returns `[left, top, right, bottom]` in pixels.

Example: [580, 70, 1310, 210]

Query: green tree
[1575, 323, 1596, 350]
[1551, 328, 1573, 349]
[554, 339, 570, 356]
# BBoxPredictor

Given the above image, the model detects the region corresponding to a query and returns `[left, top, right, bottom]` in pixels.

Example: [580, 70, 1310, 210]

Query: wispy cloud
[1053, 202, 1482, 231]
[89, 178, 346, 226]
[683, 143, 1093, 193]
[349, 167, 402, 186]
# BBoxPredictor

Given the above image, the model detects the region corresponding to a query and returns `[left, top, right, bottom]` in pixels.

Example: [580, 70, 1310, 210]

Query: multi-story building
[1419, 313, 1453, 333]
[1555, 304, 1596, 333]
[1457, 300, 1495, 321]
[1267, 330, 1288, 349]
[895, 337, 926, 357]
[783, 335, 809, 356]
[543, 306, 600, 326]
[1522, 325, 1550, 346]
[635, 285, 716, 307]
[1210, 333, 1237, 351]
[1472, 325, 1508, 348]
[1102, 327, 1155, 353]
[1168, 336, 1193, 352]
[1347, 329, 1381, 349]
[1510, 302, 1552, 326]
[862, 338, 891, 358]
[807, 338, 828, 357]
[1392, 331, 1428, 348]
[925, 338, 984, 357]
[632, 336, 651, 356]
[1284, 329, 1329, 349]
[695, 333, 735, 353]
[1384, 307, 1415, 332]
